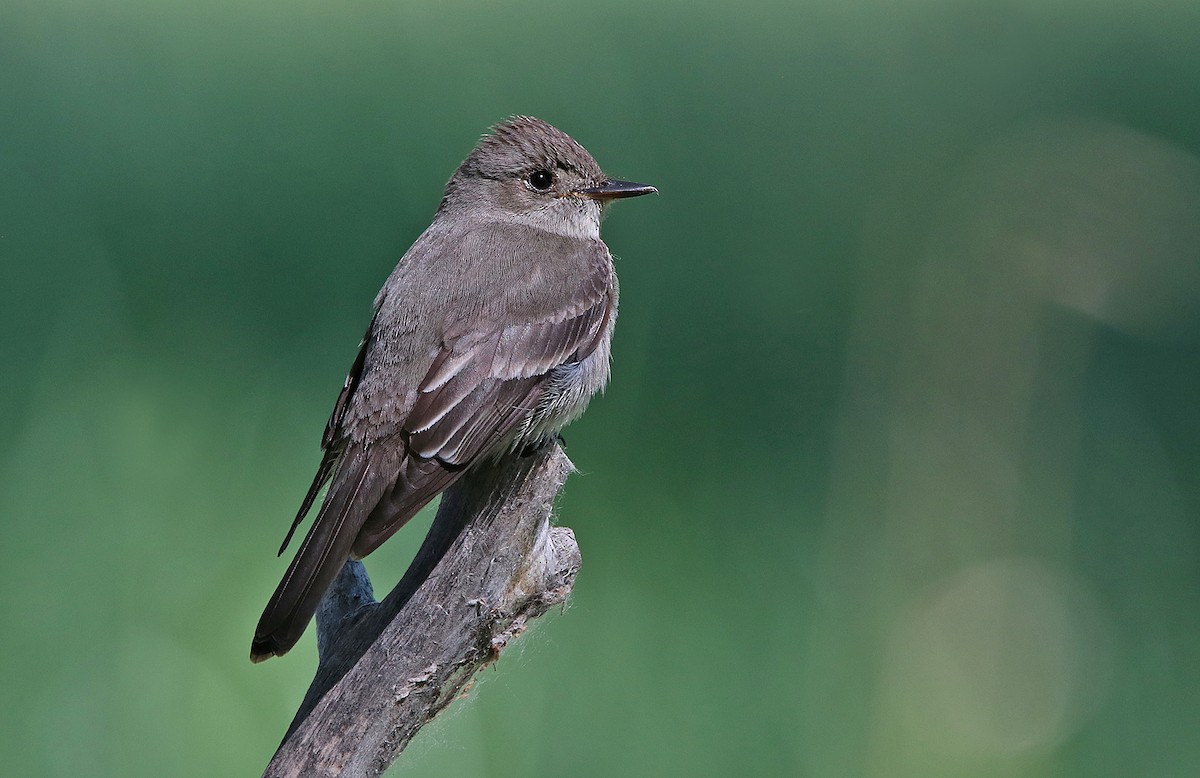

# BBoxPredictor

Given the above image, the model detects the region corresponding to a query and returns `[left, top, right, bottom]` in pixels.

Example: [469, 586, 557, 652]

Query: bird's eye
[528, 169, 555, 191]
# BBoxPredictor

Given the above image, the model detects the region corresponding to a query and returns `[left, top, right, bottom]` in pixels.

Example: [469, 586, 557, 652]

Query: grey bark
[262, 443, 580, 777]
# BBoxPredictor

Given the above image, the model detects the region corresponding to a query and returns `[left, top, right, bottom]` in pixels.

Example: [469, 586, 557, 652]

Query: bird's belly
[517, 346, 611, 449]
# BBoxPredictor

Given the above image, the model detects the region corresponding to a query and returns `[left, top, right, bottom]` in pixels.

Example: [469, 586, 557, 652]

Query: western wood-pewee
[251, 116, 655, 661]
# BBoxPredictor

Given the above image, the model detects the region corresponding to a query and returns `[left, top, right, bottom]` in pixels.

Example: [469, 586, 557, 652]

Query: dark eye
[528, 169, 554, 191]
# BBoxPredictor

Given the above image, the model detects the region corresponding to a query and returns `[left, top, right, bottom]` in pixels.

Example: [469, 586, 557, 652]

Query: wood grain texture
[263, 443, 580, 777]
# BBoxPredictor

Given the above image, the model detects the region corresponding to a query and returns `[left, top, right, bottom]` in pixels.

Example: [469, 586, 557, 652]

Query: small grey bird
[251, 116, 655, 661]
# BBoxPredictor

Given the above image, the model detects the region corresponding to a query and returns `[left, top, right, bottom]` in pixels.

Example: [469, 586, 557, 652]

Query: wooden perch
[262, 443, 580, 777]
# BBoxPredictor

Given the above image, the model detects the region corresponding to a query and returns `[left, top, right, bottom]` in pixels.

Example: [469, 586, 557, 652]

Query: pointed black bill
[575, 180, 658, 200]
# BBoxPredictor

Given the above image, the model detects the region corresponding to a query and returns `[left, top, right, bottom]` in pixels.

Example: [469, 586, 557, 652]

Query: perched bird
[251, 116, 655, 661]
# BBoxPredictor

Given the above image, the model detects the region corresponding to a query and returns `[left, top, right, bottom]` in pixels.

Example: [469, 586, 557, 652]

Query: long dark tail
[251, 448, 387, 662]
[251, 447, 462, 662]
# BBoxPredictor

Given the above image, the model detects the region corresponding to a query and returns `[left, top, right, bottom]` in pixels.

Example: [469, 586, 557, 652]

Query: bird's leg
[520, 433, 566, 458]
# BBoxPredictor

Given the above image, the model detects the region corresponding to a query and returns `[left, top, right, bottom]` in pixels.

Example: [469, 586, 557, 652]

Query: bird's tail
[251, 445, 468, 662]
[251, 449, 387, 662]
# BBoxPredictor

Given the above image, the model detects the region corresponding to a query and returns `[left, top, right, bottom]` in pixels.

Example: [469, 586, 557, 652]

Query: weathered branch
[263, 443, 580, 777]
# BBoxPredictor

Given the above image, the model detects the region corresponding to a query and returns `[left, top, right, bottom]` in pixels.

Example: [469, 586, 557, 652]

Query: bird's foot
[519, 433, 566, 458]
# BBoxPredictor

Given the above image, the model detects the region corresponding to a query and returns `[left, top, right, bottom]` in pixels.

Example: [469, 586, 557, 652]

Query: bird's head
[441, 116, 656, 239]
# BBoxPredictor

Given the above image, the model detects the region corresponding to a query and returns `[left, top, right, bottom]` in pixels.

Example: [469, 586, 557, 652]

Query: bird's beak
[573, 180, 658, 200]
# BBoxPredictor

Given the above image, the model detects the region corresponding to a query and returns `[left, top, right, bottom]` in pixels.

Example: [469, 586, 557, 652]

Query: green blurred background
[3, 0, 1200, 775]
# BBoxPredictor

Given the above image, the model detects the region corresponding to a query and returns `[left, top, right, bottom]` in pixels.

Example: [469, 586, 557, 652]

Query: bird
[251, 116, 655, 661]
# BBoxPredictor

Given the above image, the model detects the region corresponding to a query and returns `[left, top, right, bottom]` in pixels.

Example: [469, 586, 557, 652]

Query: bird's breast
[517, 327, 613, 447]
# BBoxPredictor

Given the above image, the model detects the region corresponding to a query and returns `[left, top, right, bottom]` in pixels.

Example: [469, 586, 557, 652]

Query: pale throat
[509, 200, 602, 240]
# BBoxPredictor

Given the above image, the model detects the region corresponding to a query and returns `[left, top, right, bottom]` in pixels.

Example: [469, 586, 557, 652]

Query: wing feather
[349, 257, 612, 556]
